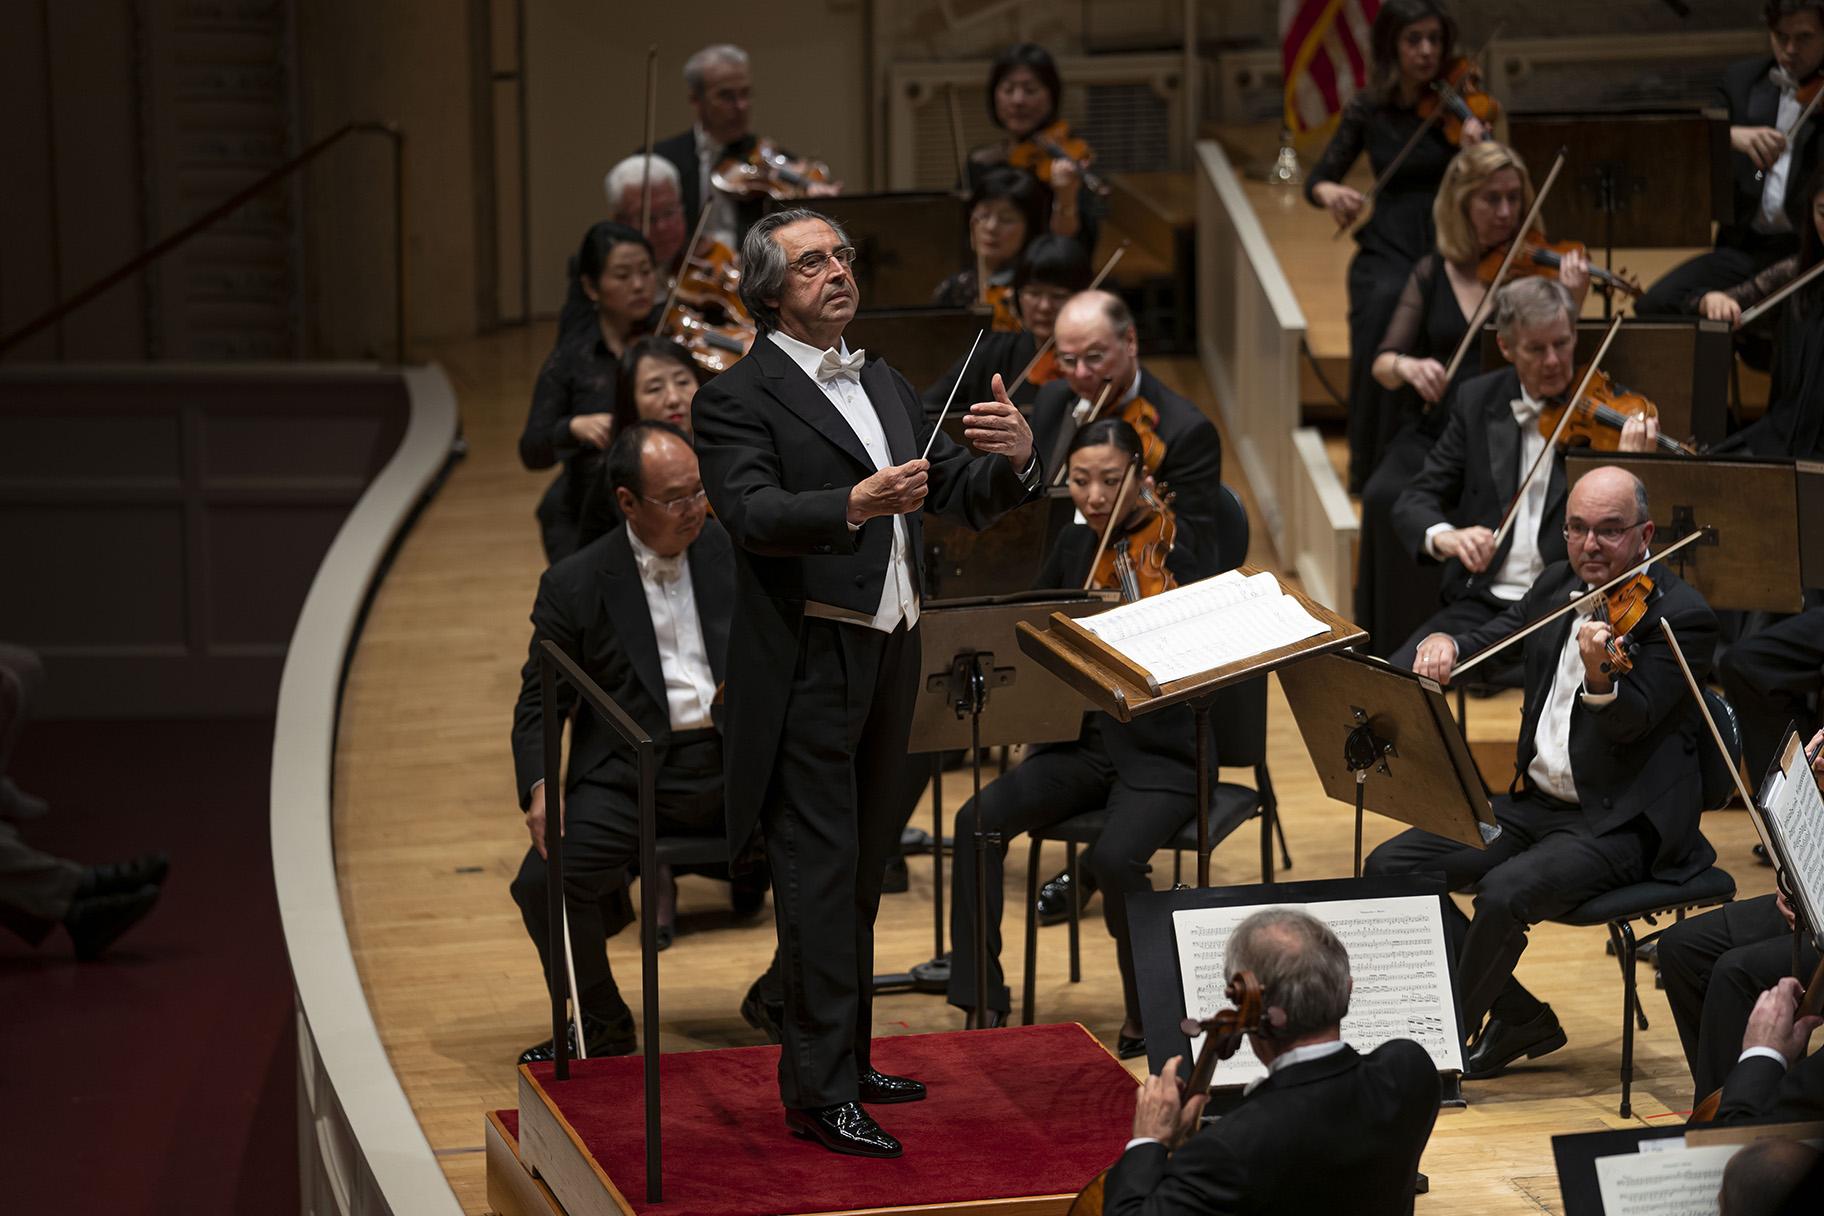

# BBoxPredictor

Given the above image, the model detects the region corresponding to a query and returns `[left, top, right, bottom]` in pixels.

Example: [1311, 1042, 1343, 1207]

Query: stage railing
[1194, 139, 1357, 612]
[535, 639, 665, 1203]
[270, 364, 460, 1216]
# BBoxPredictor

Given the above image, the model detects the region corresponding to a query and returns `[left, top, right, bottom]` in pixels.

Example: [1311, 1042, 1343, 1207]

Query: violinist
[1369, 467, 1719, 1082]
[652, 44, 756, 247]
[1638, 2, 1824, 328]
[929, 167, 1048, 325]
[945, 418, 1222, 1053]
[1387, 279, 1657, 669]
[922, 234, 1092, 412]
[1357, 142, 1584, 658]
[968, 43, 1097, 249]
[1305, 0, 1490, 493]
[521, 223, 658, 563]
[1099, 910, 1439, 1216]
[555, 156, 687, 341]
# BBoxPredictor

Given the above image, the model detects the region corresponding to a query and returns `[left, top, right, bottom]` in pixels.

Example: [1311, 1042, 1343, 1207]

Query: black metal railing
[0, 120, 406, 363]
[537, 638, 664, 1202]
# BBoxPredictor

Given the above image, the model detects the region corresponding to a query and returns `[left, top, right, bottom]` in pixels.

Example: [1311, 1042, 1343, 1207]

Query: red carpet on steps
[514, 1023, 1137, 1216]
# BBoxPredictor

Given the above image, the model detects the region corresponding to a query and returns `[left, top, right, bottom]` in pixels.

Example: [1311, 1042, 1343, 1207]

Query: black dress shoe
[1036, 869, 1097, 926]
[1117, 1033, 1146, 1060]
[1464, 1005, 1566, 1079]
[786, 1102, 902, 1158]
[741, 976, 784, 1044]
[858, 1068, 926, 1103]
[76, 852, 170, 900]
[517, 1011, 637, 1064]
[881, 855, 910, 894]
[64, 884, 162, 961]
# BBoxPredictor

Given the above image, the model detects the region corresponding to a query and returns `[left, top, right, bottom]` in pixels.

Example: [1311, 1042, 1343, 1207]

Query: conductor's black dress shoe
[857, 1069, 925, 1103]
[786, 1101, 902, 1157]
[517, 1010, 637, 1064]
[1464, 1005, 1566, 1079]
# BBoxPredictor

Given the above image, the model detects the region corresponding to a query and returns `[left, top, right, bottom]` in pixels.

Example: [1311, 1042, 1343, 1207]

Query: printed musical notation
[1079, 570, 1328, 685]
[1594, 1143, 1740, 1216]
[1171, 895, 1465, 1087]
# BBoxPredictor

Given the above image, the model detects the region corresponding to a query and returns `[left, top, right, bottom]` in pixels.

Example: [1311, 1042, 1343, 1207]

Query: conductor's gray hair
[1493, 275, 1576, 342]
[683, 44, 749, 97]
[1224, 908, 1352, 1041]
[739, 208, 852, 332]
[603, 155, 679, 216]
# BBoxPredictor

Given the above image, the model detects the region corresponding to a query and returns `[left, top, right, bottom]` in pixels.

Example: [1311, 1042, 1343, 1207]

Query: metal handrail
[536, 638, 664, 1203]
[0, 120, 406, 362]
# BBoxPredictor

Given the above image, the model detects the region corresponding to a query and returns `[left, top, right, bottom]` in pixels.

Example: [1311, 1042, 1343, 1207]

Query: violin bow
[1082, 459, 1140, 592]
[1051, 378, 1119, 487]
[945, 84, 970, 189]
[1489, 312, 1627, 551]
[1786, 83, 1824, 143]
[1739, 257, 1824, 327]
[1447, 527, 1706, 680]
[658, 202, 716, 334]
[1439, 148, 1569, 386]
[1659, 618, 1762, 815]
[921, 328, 986, 461]
[639, 45, 659, 236]
[1007, 242, 1129, 394]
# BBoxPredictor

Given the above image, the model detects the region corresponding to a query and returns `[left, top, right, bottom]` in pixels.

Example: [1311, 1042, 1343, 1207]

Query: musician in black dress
[1304, 0, 1486, 492]
[922, 234, 1091, 411]
[930, 167, 1047, 314]
[967, 43, 1096, 249]
[946, 418, 1224, 1056]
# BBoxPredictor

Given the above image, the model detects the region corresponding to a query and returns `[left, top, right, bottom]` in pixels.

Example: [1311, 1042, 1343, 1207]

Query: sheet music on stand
[1076, 570, 1330, 689]
[1554, 1120, 1824, 1216]
[1759, 728, 1824, 955]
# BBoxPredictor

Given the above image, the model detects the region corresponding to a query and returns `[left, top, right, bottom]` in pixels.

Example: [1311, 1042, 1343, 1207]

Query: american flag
[1282, 0, 1381, 136]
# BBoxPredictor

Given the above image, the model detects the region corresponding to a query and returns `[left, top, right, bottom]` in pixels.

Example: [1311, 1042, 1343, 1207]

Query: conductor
[693, 207, 1041, 1158]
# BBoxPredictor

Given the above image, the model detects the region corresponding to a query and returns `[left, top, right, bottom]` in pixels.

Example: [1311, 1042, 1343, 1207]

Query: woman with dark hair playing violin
[1305, 0, 1494, 494]
[930, 167, 1049, 327]
[923, 234, 1092, 412]
[968, 43, 1101, 250]
[945, 417, 1226, 1057]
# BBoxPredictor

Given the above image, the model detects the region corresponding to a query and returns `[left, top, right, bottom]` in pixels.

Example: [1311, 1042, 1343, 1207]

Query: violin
[710, 137, 834, 202]
[1006, 120, 1112, 197]
[1477, 236, 1642, 298]
[1416, 56, 1501, 146]
[1086, 479, 1179, 604]
[1067, 972, 1264, 1216]
[982, 280, 1022, 332]
[662, 306, 753, 375]
[1536, 369, 1698, 456]
[672, 237, 749, 323]
[1054, 392, 1169, 488]
[1024, 345, 1061, 386]
[1593, 572, 1662, 677]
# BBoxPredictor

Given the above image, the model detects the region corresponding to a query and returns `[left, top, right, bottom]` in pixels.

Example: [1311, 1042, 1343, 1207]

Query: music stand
[921, 489, 1076, 600]
[1799, 460, 1824, 589]
[1277, 651, 1498, 877]
[776, 192, 967, 310]
[846, 307, 988, 395]
[1565, 451, 1809, 613]
[893, 590, 1112, 1026]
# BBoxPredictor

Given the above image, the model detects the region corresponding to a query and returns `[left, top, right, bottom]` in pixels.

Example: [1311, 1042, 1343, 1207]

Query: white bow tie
[636, 549, 685, 584]
[1510, 397, 1541, 423]
[815, 347, 866, 384]
[1772, 66, 1800, 94]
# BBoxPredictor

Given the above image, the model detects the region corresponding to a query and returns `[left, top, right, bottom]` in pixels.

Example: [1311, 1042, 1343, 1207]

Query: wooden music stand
[921, 489, 1075, 601]
[1478, 318, 1734, 448]
[846, 306, 987, 395]
[1015, 567, 1366, 885]
[1565, 451, 1809, 613]
[778, 192, 968, 310]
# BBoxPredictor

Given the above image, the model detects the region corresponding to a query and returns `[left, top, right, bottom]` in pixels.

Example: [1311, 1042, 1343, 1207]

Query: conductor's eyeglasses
[789, 246, 857, 278]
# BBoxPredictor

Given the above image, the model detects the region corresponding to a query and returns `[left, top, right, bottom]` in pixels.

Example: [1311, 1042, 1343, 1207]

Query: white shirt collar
[626, 522, 686, 581]
[1269, 1038, 1349, 1074]
[768, 329, 852, 381]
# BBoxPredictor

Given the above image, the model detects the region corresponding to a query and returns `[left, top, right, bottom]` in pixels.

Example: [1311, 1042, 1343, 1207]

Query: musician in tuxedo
[1029, 290, 1224, 573]
[692, 207, 1040, 1158]
[1638, 1, 1824, 323]
[1388, 278, 1657, 668]
[1101, 909, 1439, 1216]
[652, 44, 755, 249]
[921, 234, 1091, 412]
[508, 421, 749, 1063]
[1368, 466, 1719, 1079]
[1712, 974, 1824, 1124]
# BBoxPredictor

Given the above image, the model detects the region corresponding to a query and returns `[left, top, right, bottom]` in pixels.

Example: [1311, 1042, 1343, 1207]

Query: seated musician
[968, 43, 1095, 248]
[1357, 142, 1584, 659]
[1100, 909, 1439, 1216]
[555, 156, 688, 340]
[929, 166, 1047, 326]
[1708, 974, 1824, 1124]
[1368, 466, 1719, 1080]
[521, 223, 658, 563]
[1720, 603, 1824, 789]
[1719, 1139, 1824, 1214]
[923, 233, 1091, 412]
[1386, 278, 1654, 669]
[508, 421, 773, 1060]
[1692, 162, 1824, 331]
[946, 418, 1223, 1054]
[1659, 728, 1823, 1109]
[1637, 1, 1824, 329]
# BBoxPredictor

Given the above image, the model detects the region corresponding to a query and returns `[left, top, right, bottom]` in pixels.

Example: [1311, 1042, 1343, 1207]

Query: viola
[1536, 369, 1697, 456]
[710, 137, 833, 202]
[1416, 56, 1501, 146]
[1477, 236, 1642, 297]
[1087, 481, 1179, 603]
[1006, 120, 1111, 197]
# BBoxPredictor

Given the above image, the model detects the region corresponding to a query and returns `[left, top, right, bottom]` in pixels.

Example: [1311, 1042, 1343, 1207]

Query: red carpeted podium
[487, 1023, 1139, 1216]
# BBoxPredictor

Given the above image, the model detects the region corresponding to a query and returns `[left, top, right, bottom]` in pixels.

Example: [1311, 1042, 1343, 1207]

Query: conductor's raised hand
[847, 459, 929, 524]
[962, 373, 1035, 469]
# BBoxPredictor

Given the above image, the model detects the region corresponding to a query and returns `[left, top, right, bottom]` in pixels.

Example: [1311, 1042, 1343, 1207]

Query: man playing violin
[1387, 278, 1657, 670]
[1370, 466, 1719, 1080]
[1101, 910, 1439, 1216]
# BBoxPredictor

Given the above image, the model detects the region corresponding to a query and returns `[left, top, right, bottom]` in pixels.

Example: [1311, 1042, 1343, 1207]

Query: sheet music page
[1593, 1143, 1738, 1216]
[1171, 896, 1463, 1088]
[1765, 742, 1824, 943]
[1079, 571, 1329, 685]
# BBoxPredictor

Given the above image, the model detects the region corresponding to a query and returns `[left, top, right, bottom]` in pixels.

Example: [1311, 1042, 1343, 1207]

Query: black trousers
[509, 732, 724, 1017]
[1658, 893, 1817, 1106]
[1365, 792, 1656, 1033]
[1389, 587, 1518, 673]
[1354, 424, 1444, 658]
[764, 618, 920, 1110]
[945, 719, 1195, 1025]
[1636, 239, 1793, 320]
[1717, 606, 1824, 781]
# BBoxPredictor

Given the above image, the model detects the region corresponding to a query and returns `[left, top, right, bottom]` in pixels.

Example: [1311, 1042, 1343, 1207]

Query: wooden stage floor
[334, 325, 1772, 1214]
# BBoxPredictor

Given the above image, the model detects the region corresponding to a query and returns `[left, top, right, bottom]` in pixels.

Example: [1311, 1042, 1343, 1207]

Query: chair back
[1213, 483, 1249, 575]
[1698, 688, 1743, 811]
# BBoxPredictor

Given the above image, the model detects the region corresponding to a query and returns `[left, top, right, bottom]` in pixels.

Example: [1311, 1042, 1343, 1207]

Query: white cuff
[1578, 685, 1619, 707]
[1738, 1045, 1790, 1070]
[1423, 522, 1453, 560]
[1124, 1137, 1164, 1153]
